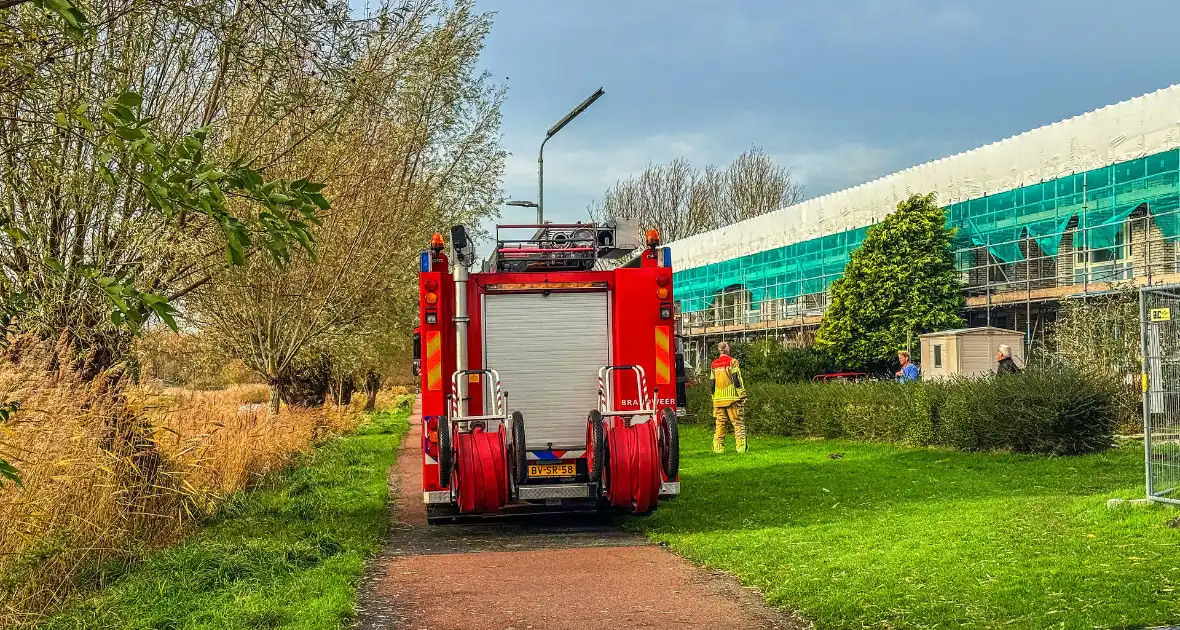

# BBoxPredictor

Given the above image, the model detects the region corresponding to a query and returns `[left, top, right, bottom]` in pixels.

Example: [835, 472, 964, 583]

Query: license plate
[528, 462, 576, 478]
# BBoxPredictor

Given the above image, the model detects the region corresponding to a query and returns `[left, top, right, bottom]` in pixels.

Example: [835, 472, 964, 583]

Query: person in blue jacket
[895, 350, 920, 382]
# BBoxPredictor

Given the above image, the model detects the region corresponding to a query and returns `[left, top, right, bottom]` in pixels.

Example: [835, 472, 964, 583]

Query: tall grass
[0, 335, 374, 627]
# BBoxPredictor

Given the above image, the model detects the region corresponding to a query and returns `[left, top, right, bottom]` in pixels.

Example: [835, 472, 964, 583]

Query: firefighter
[711, 341, 748, 453]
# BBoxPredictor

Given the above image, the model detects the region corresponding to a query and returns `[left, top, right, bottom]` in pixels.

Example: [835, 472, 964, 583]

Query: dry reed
[0, 335, 368, 626]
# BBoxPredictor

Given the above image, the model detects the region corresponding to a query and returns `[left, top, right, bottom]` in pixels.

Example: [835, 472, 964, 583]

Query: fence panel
[1141, 285, 1180, 504]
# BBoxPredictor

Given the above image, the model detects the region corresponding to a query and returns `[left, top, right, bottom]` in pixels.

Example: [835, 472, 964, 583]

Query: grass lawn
[37, 406, 409, 630]
[634, 424, 1180, 630]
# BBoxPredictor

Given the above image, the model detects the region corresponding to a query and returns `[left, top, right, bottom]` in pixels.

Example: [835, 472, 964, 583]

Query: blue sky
[473, 0, 1180, 230]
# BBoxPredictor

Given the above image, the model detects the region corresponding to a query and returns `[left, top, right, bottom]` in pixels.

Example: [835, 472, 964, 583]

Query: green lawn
[634, 424, 1180, 630]
[38, 406, 409, 630]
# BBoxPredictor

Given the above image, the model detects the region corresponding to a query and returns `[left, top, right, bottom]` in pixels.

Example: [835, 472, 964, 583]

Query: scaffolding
[675, 149, 1180, 361]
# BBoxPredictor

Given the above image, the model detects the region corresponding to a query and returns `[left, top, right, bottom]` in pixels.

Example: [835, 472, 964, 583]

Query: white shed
[918, 327, 1025, 380]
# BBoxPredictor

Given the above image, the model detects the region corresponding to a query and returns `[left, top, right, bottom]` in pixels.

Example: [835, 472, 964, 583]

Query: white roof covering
[670, 84, 1180, 271]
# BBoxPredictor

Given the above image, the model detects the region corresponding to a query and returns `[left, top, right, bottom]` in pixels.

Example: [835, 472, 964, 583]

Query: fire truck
[416, 221, 684, 522]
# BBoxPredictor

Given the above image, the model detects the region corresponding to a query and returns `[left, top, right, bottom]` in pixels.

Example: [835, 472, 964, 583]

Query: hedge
[685, 368, 1118, 455]
[727, 340, 831, 384]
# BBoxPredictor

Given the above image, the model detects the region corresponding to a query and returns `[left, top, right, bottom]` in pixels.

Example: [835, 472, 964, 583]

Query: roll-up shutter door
[483, 291, 609, 449]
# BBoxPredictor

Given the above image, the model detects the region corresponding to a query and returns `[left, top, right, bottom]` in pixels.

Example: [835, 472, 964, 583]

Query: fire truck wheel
[586, 410, 605, 483]
[511, 411, 527, 484]
[437, 416, 453, 488]
[496, 425, 510, 505]
[659, 407, 680, 479]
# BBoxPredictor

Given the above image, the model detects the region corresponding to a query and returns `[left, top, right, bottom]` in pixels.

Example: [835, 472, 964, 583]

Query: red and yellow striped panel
[655, 325, 671, 385]
[425, 331, 442, 391]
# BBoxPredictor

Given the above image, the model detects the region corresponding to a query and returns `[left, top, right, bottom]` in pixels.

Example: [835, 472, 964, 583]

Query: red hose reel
[453, 424, 510, 514]
[602, 416, 662, 514]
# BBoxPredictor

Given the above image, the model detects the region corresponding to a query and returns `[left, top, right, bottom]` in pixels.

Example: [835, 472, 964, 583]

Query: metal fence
[1140, 285, 1180, 505]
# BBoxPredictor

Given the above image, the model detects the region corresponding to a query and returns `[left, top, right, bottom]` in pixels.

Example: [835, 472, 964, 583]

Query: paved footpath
[354, 399, 807, 630]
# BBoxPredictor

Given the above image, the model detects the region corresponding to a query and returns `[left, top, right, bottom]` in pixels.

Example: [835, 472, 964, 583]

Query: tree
[815, 193, 964, 371]
[588, 146, 804, 242]
[195, 0, 505, 413]
[1047, 283, 1141, 427]
[0, 0, 344, 373]
[0, 0, 346, 485]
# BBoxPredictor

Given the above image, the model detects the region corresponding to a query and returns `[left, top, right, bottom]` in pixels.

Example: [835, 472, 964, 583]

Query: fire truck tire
[659, 407, 680, 480]
[496, 425, 510, 506]
[437, 416, 453, 488]
[511, 411, 527, 484]
[586, 410, 605, 483]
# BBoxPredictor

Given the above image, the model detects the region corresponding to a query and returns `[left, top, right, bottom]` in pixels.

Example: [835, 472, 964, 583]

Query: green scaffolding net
[673, 149, 1180, 314]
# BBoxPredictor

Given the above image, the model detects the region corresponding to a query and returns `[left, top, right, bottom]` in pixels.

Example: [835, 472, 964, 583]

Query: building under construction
[668, 86, 1180, 367]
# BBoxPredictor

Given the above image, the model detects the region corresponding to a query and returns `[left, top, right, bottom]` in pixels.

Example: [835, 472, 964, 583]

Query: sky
[470, 0, 1180, 236]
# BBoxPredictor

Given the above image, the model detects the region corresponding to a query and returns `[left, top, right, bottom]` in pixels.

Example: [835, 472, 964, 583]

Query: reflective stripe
[655, 325, 671, 384]
[426, 331, 442, 391]
[527, 450, 585, 461]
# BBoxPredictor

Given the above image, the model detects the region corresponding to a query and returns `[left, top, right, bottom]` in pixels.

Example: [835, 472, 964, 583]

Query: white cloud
[500, 131, 717, 202]
[777, 142, 901, 198]
[500, 128, 913, 216]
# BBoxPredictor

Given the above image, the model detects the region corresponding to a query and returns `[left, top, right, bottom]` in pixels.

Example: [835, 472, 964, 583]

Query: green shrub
[939, 368, 1117, 455]
[684, 368, 1117, 455]
[728, 340, 831, 384]
[685, 378, 713, 423]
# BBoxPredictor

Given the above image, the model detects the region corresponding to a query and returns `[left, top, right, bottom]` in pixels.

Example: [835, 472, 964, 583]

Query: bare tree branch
[589, 145, 805, 242]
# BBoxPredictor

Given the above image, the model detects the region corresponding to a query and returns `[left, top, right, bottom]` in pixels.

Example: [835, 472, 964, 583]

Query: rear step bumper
[518, 483, 593, 500]
[424, 481, 680, 505]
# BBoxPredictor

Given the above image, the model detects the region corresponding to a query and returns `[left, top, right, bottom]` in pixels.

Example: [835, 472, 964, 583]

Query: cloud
[500, 131, 717, 201]
[778, 142, 901, 198]
[500, 126, 914, 215]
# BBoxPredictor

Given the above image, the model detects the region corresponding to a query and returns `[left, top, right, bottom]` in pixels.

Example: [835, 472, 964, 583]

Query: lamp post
[537, 87, 604, 225]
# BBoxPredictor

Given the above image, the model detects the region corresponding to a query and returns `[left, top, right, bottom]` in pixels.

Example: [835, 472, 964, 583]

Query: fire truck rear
[417, 221, 683, 522]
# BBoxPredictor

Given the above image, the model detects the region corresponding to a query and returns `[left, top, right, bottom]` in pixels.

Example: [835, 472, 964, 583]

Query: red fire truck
[417, 221, 683, 522]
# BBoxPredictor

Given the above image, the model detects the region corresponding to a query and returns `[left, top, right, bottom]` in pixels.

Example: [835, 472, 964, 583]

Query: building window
[1074, 223, 1132, 284]
[1075, 223, 1129, 264]
[933, 344, 943, 368]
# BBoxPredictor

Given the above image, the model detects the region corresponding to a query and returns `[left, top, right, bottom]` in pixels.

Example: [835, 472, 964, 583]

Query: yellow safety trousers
[712, 401, 747, 452]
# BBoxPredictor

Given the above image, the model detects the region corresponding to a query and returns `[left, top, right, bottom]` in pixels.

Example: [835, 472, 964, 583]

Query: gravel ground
[353, 400, 808, 630]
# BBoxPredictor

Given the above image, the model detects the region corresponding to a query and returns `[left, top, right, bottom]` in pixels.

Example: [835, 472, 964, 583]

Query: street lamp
[506, 200, 538, 209]
[537, 87, 604, 225]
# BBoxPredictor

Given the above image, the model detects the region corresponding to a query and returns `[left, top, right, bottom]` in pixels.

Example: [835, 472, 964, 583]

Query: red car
[812, 372, 869, 384]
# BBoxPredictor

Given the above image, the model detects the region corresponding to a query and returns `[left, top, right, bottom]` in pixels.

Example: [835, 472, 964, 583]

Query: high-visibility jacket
[711, 355, 746, 406]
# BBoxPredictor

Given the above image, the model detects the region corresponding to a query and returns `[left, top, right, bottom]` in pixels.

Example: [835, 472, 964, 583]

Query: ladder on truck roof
[487, 219, 644, 273]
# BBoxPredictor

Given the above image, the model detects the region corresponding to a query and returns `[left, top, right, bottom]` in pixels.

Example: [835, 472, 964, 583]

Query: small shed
[918, 327, 1025, 379]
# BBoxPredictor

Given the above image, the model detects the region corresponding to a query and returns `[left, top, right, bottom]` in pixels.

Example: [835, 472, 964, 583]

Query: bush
[938, 368, 1118, 455]
[727, 339, 831, 384]
[685, 367, 1117, 455]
